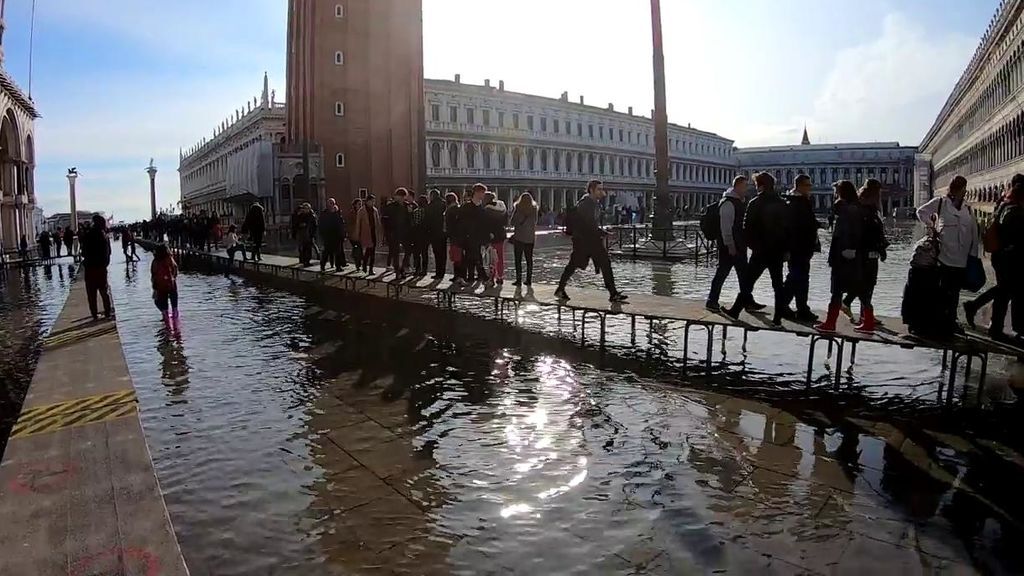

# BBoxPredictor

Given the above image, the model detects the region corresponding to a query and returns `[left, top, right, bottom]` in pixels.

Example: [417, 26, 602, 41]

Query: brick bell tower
[286, 0, 426, 207]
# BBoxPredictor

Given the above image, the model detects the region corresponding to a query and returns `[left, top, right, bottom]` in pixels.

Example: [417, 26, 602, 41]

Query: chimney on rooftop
[579, 95, 585, 105]
[484, 79, 491, 88]
[561, 91, 568, 102]
[499, 80, 505, 91]
[455, 73, 461, 84]
[607, 103, 614, 111]
[628, 106, 633, 116]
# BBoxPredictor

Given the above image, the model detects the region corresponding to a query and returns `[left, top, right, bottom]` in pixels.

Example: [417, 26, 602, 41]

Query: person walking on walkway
[840, 180, 888, 332]
[292, 203, 318, 267]
[915, 175, 979, 338]
[63, 226, 75, 260]
[53, 230, 62, 258]
[816, 181, 863, 332]
[355, 195, 383, 274]
[484, 191, 508, 284]
[510, 192, 539, 286]
[445, 193, 465, 284]
[81, 214, 113, 320]
[151, 243, 179, 324]
[242, 202, 266, 262]
[722, 172, 791, 325]
[224, 224, 247, 270]
[780, 174, 822, 322]
[964, 175, 1024, 344]
[319, 198, 347, 272]
[554, 179, 627, 303]
[426, 189, 447, 280]
[411, 194, 429, 276]
[348, 198, 364, 271]
[383, 188, 413, 278]
[706, 176, 750, 311]
[459, 184, 490, 285]
[121, 227, 136, 262]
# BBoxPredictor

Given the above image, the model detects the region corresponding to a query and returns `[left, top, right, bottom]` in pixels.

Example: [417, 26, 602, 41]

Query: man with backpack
[722, 172, 793, 325]
[705, 175, 750, 311]
[554, 179, 627, 303]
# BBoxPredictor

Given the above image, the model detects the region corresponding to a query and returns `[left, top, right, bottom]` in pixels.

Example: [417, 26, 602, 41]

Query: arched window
[618, 157, 624, 175]
[553, 151, 561, 172]
[430, 142, 442, 168]
[588, 154, 595, 174]
[513, 148, 522, 170]
[449, 143, 459, 168]
[565, 152, 574, 172]
[527, 148, 536, 171]
[599, 155, 606, 174]
[540, 149, 548, 171]
[498, 146, 507, 169]
[466, 143, 477, 169]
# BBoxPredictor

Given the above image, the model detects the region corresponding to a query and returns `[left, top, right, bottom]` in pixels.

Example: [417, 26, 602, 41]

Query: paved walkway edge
[0, 270, 190, 575]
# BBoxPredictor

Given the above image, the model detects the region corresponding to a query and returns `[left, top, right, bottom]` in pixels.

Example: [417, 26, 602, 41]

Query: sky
[0, 0, 997, 221]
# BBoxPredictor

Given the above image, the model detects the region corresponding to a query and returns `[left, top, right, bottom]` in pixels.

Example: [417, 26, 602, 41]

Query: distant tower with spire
[801, 125, 811, 145]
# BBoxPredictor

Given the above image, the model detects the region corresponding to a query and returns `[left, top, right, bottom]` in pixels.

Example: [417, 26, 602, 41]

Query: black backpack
[699, 201, 722, 241]
[563, 204, 577, 236]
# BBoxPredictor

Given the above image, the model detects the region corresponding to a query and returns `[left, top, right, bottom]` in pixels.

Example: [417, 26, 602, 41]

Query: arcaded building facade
[0, 0, 39, 252]
[919, 0, 1024, 219]
[425, 77, 736, 212]
[735, 137, 917, 214]
[179, 76, 288, 224]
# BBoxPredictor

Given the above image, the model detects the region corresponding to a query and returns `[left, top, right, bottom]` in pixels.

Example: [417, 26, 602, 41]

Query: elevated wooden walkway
[0, 271, 189, 575]
[165, 243, 1023, 404]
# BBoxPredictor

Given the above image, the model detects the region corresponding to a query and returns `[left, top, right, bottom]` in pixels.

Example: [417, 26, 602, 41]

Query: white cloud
[806, 12, 975, 146]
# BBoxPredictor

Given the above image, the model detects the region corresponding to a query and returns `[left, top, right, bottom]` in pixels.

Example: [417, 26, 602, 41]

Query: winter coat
[510, 202, 539, 244]
[916, 195, 979, 268]
[425, 198, 447, 240]
[743, 189, 790, 256]
[355, 206, 383, 248]
[320, 209, 346, 244]
[718, 187, 745, 254]
[151, 256, 178, 293]
[383, 199, 413, 239]
[784, 192, 820, 259]
[445, 204, 462, 244]
[81, 228, 112, 268]
[291, 210, 318, 243]
[570, 195, 604, 251]
[484, 200, 508, 243]
[458, 202, 489, 247]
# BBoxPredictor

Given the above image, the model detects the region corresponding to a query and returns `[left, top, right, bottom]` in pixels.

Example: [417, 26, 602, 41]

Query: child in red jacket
[151, 244, 179, 323]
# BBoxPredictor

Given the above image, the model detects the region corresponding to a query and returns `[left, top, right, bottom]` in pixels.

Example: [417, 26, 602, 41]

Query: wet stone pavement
[92, 226, 1024, 574]
[0, 261, 75, 455]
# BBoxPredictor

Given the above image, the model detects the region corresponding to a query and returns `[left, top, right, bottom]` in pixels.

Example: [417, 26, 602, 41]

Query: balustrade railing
[604, 223, 717, 262]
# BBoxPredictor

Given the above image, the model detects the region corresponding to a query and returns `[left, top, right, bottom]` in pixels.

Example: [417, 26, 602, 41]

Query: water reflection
[0, 264, 72, 455]
[96, 249, 1024, 574]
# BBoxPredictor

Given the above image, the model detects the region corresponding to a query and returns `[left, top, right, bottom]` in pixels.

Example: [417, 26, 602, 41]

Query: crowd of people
[113, 169, 1020, 345]
[700, 169, 1023, 345]
[20, 227, 77, 261]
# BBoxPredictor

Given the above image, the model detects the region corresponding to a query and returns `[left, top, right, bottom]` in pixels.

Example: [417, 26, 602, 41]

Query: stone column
[441, 141, 451, 168]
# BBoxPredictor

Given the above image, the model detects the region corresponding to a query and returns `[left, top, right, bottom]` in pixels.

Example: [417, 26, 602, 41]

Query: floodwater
[0, 262, 75, 456]
[49, 225, 1024, 574]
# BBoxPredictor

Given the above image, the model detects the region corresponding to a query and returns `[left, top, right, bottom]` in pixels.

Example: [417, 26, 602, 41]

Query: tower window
[335, 102, 345, 116]
[335, 4, 344, 18]
[334, 51, 344, 65]
[336, 153, 345, 167]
